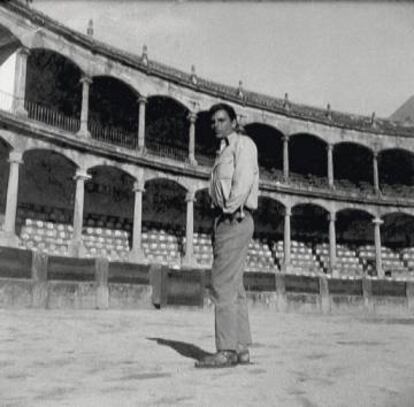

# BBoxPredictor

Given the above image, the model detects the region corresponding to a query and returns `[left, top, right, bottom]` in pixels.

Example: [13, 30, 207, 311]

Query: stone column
[283, 135, 290, 182]
[77, 76, 92, 137]
[182, 188, 197, 268]
[373, 152, 380, 195]
[69, 170, 91, 257]
[0, 151, 23, 247]
[328, 212, 337, 276]
[187, 112, 198, 166]
[129, 178, 146, 263]
[137, 96, 147, 151]
[283, 206, 292, 272]
[373, 217, 384, 278]
[327, 143, 334, 188]
[12, 47, 30, 117]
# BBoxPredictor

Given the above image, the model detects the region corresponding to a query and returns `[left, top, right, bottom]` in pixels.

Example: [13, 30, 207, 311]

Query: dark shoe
[237, 349, 250, 364]
[195, 350, 238, 369]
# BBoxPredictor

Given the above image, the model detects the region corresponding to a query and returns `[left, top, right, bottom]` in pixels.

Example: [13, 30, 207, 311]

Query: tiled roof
[3, 0, 414, 137]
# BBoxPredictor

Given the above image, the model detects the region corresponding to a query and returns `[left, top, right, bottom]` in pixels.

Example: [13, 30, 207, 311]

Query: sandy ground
[1, 307, 414, 407]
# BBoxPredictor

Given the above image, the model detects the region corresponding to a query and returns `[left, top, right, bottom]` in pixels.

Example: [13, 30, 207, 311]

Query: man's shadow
[147, 337, 213, 361]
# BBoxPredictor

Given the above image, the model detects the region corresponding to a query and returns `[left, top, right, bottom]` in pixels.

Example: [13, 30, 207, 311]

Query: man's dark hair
[208, 103, 237, 122]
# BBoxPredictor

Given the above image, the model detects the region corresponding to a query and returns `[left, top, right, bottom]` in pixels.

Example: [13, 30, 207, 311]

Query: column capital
[372, 217, 383, 225]
[8, 151, 23, 165]
[373, 151, 379, 159]
[284, 206, 292, 217]
[133, 178, 145, 192]
[326, 143, 334, 152]
[187, 111, 198, 123]
[74, 169, 91, 181]
[328, 212, 336, 222]
[282, 134, 290, 143]
[17, 46, 30, 57]
[138, 95, 148, 104]
[79, 75, 93, 85]
[185, 189, 196, 202]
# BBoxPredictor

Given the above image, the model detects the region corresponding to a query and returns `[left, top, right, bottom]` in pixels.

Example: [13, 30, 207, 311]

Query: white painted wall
[0, 52, 16, 112]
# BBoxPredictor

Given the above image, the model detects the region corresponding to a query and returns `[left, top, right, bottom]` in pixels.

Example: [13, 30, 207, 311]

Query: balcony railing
[88, 120, 137, 149]
[25, 99, 81, 133]
[195, 152, 215, 167]
[1, 90, 413, 202]
[145, 139, 188, 162]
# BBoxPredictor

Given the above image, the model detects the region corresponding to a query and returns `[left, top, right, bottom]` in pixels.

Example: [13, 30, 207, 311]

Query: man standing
[196, 103, 259, 368]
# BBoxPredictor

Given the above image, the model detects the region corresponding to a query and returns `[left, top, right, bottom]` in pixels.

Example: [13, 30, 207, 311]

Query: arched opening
[194, 188, 213, 267]
[0, 25, 20, 112]
[334, 143, 373, 194]
[244, 123, 284, 181]
[290, 134, 327, 188]
[195, 110, 217, 166]
[0, 138, 11, 226]
[378, 149, 414, 197]
[250, 197, 284, 272]
[89, 76, 139, 148]
[336, 209, 374, 276]
[25, 49, 82, 132]
[142, 178, 186, 267]
[291, 203, 328, 273]
[84, 166, 135, 261]
[381, 213, 414, 277]
[18, 149, 77, 255]
[146, 96, 189, 162]
[194, 188, 213, 234]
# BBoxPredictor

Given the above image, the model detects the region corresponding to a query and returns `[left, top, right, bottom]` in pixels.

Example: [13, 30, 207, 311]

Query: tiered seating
[400, 248, 414, 278]
[246, 238, 277, 272]
[382, 183, 413, 198]
[336, 178, 358, 193]
[357, 181, 375, 195]
[260, 164, 413, 199]
[141, 226, 181, 268]
[82, 225, 130, 262]
[381, 247, 406, 274]
[19, 218, 72, 256]
[193, 232, 213, 267]
[272, 240, 323, 274]
[13, 206, 414, 279]
[357, 245, 406, 276]
[315, 243, 364, 276]
[288, 172, 329, 190]
[260, 167, 284, 183]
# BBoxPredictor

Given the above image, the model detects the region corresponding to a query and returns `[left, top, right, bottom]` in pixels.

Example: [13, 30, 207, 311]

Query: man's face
[211, 109, 236, 139]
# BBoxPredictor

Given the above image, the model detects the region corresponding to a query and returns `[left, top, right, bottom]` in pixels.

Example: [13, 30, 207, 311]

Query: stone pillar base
[68, 240, 87, 257]
[15, 107, 28, 118]
[0, 231, 20, 247]
[329, 267, 339, 278]
[187, 157, 198, 167]
[281, 263, 292, 274]
[128, 248, 146, 264]
[77, 129, 91, 138]
[181, 255, 199, 270]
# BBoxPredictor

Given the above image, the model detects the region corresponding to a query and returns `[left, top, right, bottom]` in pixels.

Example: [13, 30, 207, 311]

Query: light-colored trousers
[211, 212, 253, 351]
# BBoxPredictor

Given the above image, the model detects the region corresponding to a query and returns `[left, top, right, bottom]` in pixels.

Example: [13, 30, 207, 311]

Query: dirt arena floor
[1, 307, 414, 407]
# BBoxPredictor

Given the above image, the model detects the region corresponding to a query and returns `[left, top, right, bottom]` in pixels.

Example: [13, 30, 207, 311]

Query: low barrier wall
[0, 246, 413, 314]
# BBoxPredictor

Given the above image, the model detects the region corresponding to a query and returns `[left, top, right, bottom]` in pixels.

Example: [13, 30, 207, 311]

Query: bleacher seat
[316, 242, 364, 276]
[19, 217, 71, 255]
[271, 239, 323, 274]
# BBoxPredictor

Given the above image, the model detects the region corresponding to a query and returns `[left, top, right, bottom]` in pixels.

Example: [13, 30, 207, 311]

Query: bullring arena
[1, 1, 414, 406]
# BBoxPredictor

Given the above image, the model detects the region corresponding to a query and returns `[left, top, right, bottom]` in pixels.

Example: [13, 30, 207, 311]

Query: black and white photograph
[1, 0, 414, 405]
